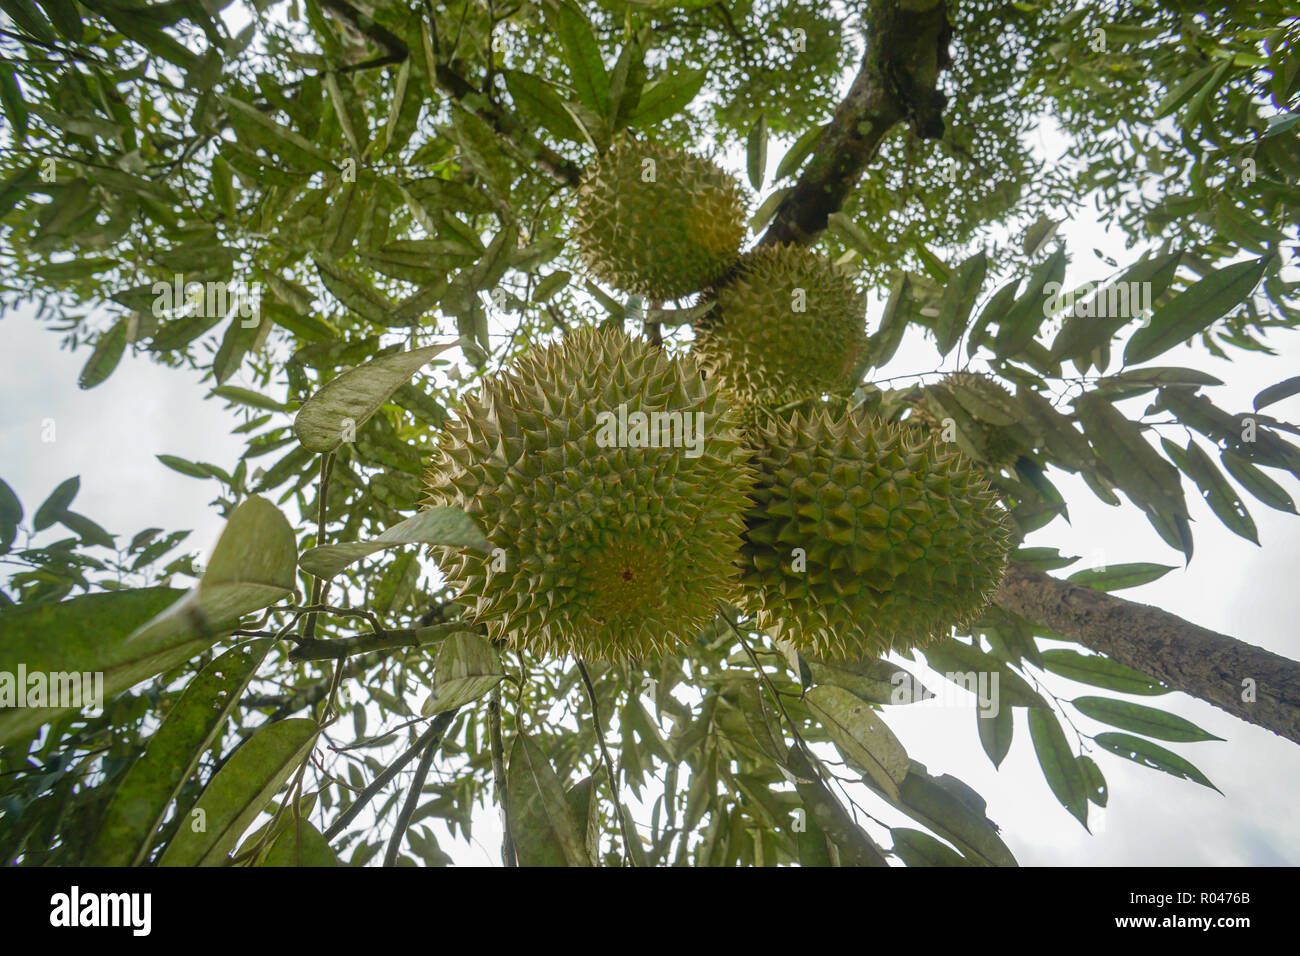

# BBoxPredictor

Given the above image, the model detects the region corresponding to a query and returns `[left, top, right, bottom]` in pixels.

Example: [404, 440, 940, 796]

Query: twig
[576, 659, 637, 867]
[323, 709, 459, 841]
[383, 722, 444, 866]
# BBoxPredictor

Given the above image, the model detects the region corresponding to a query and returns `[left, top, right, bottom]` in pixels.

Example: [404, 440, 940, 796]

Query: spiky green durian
[424, 327, 755, 660]
[572, 142, 747, 300]
[735, 406, 1012, 659]
[692, 245, 869, 407]
[910, 371, 1024, 470]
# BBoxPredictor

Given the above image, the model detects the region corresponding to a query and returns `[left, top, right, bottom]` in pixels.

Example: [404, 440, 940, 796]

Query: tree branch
[995, 562, 1300, 746]
[759, 0, 951, 248]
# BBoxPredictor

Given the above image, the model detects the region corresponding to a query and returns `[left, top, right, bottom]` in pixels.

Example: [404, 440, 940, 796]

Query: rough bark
[995, 562, 1300, 745]
[759, 0, 952, 248]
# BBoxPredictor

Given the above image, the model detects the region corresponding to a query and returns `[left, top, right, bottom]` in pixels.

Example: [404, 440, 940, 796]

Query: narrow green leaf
[0, 588, 198, 745]
[158, 718, 319, 866]
[1220, 450, 1297, 514]
[977, 705, 1013, 769]
[1027, 708, 1089, 828]
[1123, 256, 1269, 365]
[293, 343, 451, 453]
[78, 318, 129, 389]
[33, 475, 79, 530]
[1093, 731, 1221, 792]
[890, 827, 970, 866]
[300, 506, 489, 579]
[506, 730, 592, 867]
[551, 1, 608, 116]
[1253, 375, 1300, 412]
[746, 114, 768, 190]
[1040, 649, 1168, 696]
[87, 639, 273, 866]
[805, 685, 909, 800]
[1072, 696, 1223, 742]
[627, 67, 705, 127]
[1066, 562, 1176, 590]
[420, 632, 504, 716]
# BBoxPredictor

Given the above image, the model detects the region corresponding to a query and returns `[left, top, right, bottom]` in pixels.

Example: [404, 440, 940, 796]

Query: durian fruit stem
[995, 562, 1300, 746]
[488, 684, 517, 867]
[725, 612, 888, 866]
[576, 659, 638, 867]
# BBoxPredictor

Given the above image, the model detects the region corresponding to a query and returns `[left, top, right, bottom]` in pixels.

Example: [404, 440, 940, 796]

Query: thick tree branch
[995, 562, 1300, 745]
[288, 621, 470, 661]
[759, 0, 951, 248]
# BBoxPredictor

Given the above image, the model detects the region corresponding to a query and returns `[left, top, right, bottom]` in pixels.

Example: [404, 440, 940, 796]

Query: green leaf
[314, 257, 399, 325]
[1123, 256, 1269, 365]
[1066, 562, 1176, 590]
[1161, 438, 1259, 544]
[887, 762, 1017, 866]
[1078, 755, 1108, 807]
[977, 705, 1013, 769]
[805, 685, 908, 800]
[419, 632, 505, 716]
[890, 827, 970, 866]
[1073, 391, 1187, 518]
[0, 477, 20, 553]
[506, 730, 592, 867]
[922, 639, 1047, 708]
[293, 343, 451, 453]
[1027, 708, 1089, 828]
[126, 497, 297, 654]
[1220, 450, 1297, 514]
[210, 386, 286, 412]
[808, 656, 934, 706]
[1040, 649, 1168, 696]
[774, 123, 825, 181]
[78, 317, 129, 389]
[32, 475, 79, 530]
[1072, 696, 1223, 742]
[156, 454, 216, 480]
[1093, 732, 1221, 792]
[1253, 375, 1300, 412]
[551, 1, 608, 116]
[220, 94, 334, 171]
[87, 639, 273, 866]
[504, 70, 584, 143]
[0, 588, 199, 745]
[934, 251, 988, 356]
[627, 67, 706, 128]
[869, 272, 912, 367]
[746, 114, 768, 190]
[259, 818, 341, 866]
[301, 507, 488, 579]
[1153, 61, 1222, 119]
[158, 718, 319, 866]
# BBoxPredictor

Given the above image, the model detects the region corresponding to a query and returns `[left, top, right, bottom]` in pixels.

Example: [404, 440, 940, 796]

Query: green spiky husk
[692, 245, 870, 406]
[735, 406, 1012, 659]
[572, 142, 747, 300]
[424, 327, 755, 660]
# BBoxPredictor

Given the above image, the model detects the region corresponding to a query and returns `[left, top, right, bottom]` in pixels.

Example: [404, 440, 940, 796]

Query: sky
[3, 10, 1299, 868]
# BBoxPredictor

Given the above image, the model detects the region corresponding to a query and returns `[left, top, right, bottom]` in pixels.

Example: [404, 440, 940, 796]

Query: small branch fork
[576, 659, 638, 867]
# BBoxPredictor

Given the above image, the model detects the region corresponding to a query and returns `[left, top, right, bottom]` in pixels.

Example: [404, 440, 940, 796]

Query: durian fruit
[692, 245, 870, 407]
[735, 405, 1012, 659]
[910, 371, 1024, 471]
[424, 327, 755, 660]
[572, 141, 747, 300]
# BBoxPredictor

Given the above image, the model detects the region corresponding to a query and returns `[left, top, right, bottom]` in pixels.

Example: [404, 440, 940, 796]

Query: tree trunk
[995, 562, 1300, 745]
